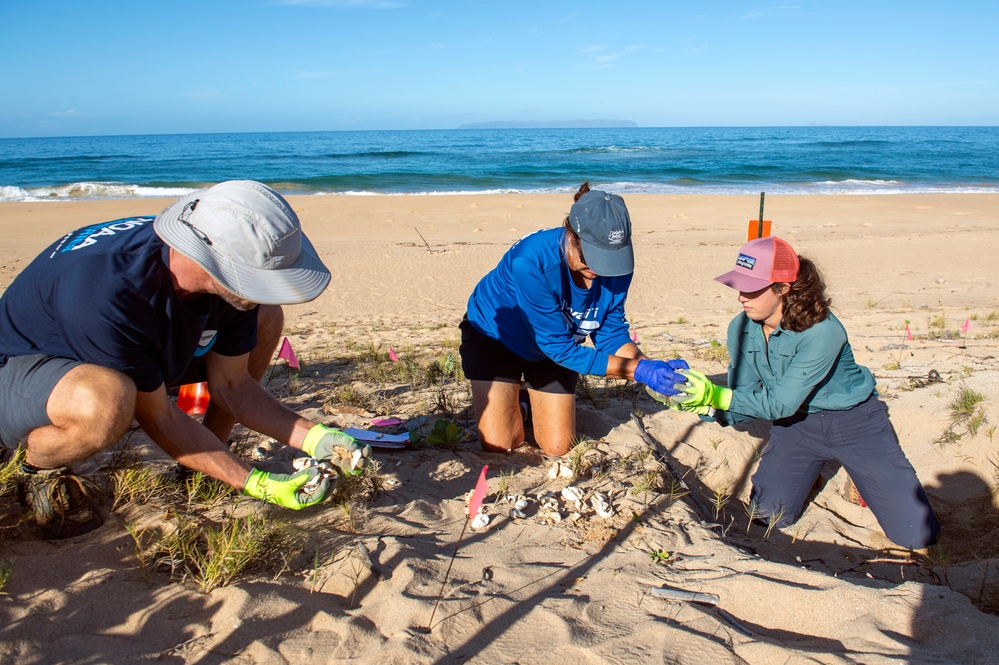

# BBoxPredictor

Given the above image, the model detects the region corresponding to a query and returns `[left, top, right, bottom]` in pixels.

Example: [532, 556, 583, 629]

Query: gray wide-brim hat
[154, 180, 331, 305]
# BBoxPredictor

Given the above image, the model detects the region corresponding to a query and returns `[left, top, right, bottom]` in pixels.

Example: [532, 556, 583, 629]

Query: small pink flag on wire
[961, 318, 971, 333]
[278, 337, 300, 369]
[428, 464, 489, 632]
[905, 324, 913, 341]
[388, 346, 399, 362]
[468, 465, 489, 517]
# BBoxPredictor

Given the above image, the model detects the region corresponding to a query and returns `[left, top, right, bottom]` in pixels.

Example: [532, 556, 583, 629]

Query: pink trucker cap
[714, 236, 800, 292]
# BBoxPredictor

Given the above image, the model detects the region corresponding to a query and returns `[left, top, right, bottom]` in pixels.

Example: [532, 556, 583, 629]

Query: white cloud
[46, 109, 84, 119]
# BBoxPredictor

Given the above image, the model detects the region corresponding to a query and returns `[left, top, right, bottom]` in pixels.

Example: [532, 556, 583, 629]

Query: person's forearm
[213, 378, 314, 448]
[605, 355, 641, 380]
[143, 411, 252, 488]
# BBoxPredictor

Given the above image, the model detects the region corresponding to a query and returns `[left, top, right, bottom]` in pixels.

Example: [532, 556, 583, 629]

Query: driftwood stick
[630, 411, 713, 522]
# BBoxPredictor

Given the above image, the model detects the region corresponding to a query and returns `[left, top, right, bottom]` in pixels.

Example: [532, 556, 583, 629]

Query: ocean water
[1, 126, 997, 201]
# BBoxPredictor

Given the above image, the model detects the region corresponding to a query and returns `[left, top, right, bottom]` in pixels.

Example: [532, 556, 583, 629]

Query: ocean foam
[0, 182, 196, 202]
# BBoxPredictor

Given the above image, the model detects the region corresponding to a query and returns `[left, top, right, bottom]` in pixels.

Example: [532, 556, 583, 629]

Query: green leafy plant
[648, 549, 671, 564]
[424, 419, 468, 447]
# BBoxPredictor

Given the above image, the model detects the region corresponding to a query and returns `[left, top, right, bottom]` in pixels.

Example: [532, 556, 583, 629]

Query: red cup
[177, 382, 210, 415]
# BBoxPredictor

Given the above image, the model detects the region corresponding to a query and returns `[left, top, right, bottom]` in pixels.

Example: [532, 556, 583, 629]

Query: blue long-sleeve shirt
[465, 228, 634, 376]
[710, 311, 876, 425]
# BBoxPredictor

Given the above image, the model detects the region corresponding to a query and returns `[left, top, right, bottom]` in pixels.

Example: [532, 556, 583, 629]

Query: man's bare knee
[54, 366, 135, 449]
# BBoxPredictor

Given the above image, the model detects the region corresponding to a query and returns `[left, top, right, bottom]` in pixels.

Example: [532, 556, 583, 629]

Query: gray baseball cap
[568, 189, 634, 277]
[154, 180, 331, 305]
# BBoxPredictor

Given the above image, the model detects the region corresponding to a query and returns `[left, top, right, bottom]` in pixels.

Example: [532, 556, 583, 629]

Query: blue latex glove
[634, 358, 690, 396]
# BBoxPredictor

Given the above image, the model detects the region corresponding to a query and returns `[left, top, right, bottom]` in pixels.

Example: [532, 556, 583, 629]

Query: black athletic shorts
[0, 354, 82, 448]
[458, 316, 578, 395]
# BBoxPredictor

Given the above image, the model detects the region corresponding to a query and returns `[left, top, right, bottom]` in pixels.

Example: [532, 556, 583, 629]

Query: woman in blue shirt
[670, 236, 938, 550]
[461, 183, 687, 457]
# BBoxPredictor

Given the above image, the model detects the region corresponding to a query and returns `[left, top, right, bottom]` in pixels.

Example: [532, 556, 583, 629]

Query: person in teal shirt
[665, 236, 938, 550]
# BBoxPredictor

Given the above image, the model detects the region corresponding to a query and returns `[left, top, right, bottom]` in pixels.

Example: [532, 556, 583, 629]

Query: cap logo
[736, 253, 757, 270]
[607, 229, 625, 245]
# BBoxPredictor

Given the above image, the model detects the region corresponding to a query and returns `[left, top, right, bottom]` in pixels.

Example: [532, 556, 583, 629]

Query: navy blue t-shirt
[0, 216, 258, 392]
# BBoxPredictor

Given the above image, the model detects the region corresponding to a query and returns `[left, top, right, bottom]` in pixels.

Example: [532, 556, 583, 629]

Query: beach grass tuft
[128, 513, 303, 593]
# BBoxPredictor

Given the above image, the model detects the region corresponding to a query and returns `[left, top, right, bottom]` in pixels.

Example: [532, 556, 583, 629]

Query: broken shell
[591, 492, 615, 518]
[510, 507, 527, 519]
[300, 475, 325, 495]
[548, 461, 574, 479]
[513, 498, 530, 511]
[351, 449, 364, 468]
[540, 496, 559, 512]
[471, 513, 491, 529]
[293, 456, 318, 470]
[561, 486, 584, 503]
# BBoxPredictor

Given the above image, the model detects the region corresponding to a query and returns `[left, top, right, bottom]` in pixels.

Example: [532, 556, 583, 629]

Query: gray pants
[750, 396, 939, 549]
[0, 355, 82, 448]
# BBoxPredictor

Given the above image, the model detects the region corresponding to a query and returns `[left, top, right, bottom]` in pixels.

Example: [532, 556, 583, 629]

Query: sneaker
[519, 389, 533, 428]
[18, 465, 104, 540]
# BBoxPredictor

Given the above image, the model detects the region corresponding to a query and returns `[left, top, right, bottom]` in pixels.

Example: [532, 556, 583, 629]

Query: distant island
[457, 119, 638, 129]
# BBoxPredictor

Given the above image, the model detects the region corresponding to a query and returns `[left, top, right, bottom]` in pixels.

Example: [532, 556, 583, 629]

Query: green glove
[301, 424, 370, 476]
[676, 370, 733, 411]
[242, 467, 332, 510]
[646, 386, 715, 416]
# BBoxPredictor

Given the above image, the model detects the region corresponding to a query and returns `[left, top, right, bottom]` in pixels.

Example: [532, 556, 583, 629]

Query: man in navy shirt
[0, 181, 368, 538]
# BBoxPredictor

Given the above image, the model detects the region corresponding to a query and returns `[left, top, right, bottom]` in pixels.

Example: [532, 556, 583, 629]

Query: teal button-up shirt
[713, 311, 875, 425]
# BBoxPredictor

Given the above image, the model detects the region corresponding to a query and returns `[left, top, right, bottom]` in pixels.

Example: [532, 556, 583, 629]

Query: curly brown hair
[776, 256, 831, 332]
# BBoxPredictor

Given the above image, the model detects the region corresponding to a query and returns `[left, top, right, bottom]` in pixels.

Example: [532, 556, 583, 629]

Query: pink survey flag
[278, 337, 300, 369]
[962, 318, 971, 333]
[905, 324, 913, 341]
[631, 330, 638, 343]
[388, 346, 399, 362]
[467, 465, 489, 517]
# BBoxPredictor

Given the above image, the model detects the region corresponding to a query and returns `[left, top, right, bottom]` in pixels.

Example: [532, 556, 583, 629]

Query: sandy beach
[2, 192, 999, 663]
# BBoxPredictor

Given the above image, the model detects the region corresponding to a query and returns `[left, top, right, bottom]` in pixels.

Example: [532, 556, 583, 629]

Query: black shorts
[0, 355, 82, 448]
[458, 317, 578, 395]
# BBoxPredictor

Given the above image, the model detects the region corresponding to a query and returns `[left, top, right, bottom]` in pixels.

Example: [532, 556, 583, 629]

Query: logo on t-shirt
[194, 330, 218, 357]
[561, 304, 601, 343]
[53, 216, 154, 255]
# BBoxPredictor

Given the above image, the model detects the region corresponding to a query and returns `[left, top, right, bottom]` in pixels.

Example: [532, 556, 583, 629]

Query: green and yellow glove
[242, 467, 332, 510]
[645, 386, 715, 416]
[301, 424, 370, 476]
[676, 370, 733, 411]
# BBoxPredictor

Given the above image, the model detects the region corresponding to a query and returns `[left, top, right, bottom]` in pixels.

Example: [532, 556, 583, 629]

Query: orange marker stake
[177, 382, 210, 415]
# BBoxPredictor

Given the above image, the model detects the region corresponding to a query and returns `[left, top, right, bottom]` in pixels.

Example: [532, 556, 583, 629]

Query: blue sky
[2, 1, 996, 137]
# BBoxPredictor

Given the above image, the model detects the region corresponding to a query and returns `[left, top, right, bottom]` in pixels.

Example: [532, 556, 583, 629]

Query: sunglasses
[178, 199, 213, 246]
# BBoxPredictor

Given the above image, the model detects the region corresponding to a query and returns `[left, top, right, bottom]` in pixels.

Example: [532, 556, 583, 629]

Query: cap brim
[714, 270, 773, 293]
[580, 239, 634, 277]
[154, 191, 331, 305]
